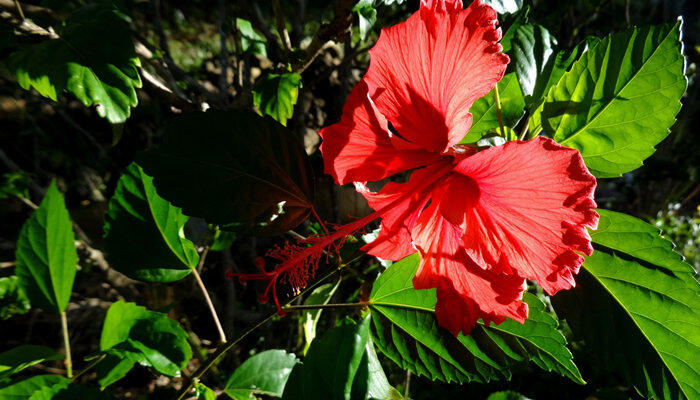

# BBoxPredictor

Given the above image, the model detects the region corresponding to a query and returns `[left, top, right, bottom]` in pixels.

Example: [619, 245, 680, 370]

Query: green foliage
[554, 209, 700, 400]
[138, 109, 314, 236]
[194, 382, 217, 400]
[301, 282, 339, 355]
[544, 21, 687, 177]
[8, 4, 141, 123]
[0, 345, 62, 380]
[486, 391, 532, 400]
[463, 72, 525, 143]
[237, 18, 267, 57]
[0, 276, 30, 320]
[511, 24, 557, 97]
[0, 375, 69, 400]
[253, 73, 302, 126]
[95, 301, 192, 386]
[224, 350, 299, 400]
[369, 254, 582, 384]
[29, 381, 114, 400]
[14, 181, 77, 314]
[283, 316, 380, 400]
[0, 171, 30, 200]
[354, 0, 378, 40]
[103, 163, 199, 283]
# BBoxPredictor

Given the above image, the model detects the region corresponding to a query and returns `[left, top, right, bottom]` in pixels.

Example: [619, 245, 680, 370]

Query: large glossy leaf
[98, 301, 192, 381]
[462, 72, 525, 143]
[0, 375, 69, 400]
[511, 24, 557, 97]
[283, 316, 371, 400]
[368, 254, 583, 384]
[15, 181, 77, 314]
[103, 163, 199, 283]
[8, 4, 141, 123]
[0, 345, 62, 380]
[253, 73, 302, 126]
[553, 210, 700, 400]
[224, 350, 299, 400]
[544, 22, 687, 177]
[0, 275, 30, 319]
[138, 109, 314, 236]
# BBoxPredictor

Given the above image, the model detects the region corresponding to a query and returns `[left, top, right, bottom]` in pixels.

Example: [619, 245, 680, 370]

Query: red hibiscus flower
[232, 0, 598, 335]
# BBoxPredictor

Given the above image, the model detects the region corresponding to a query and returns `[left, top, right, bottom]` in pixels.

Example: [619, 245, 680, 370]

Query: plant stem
[71, 354, 106, 382]
[518, 120, 530, 141]
[60, 311, 72, 379]
[493, 85, 507, 139]
[173, 266, 341, 400]
[283, 302, 367, 312]
[192, 249, 227, 344]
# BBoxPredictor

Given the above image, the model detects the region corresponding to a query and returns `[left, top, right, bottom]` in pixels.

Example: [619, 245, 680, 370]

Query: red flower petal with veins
[234, 0, 598, 336]
[364, 0, 508, 153]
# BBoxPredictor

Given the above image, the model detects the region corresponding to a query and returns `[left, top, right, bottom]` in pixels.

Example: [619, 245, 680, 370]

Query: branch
[272, 0, 292, 51]
[291, 0, 355, 73]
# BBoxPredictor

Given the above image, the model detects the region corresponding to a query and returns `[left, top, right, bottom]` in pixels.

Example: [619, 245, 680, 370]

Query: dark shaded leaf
[511, 24, 557, 97]
[301, 282, 339, 355]
[462, 72, 525, 143]
[553, 209, 700, 400]
[0, 375, 69, 400]
[103, 163, 198, 283]
[0, 345, 62, 380]
[15, 181, 77, 314]
[283, 316, 371, 400]
[139, 109, 314, 236]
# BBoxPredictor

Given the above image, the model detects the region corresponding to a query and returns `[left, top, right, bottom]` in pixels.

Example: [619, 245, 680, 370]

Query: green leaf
[528, 36, 601, 135]
[0, 375, 69, 400]
[283, 316, 371, 400]
[0, 171, 30, 200]
[301, 282, 339, 355]
[195, 382, 217, 400]
[544, 21, 687, 177]
[0, 345, 62, 380]
[368, 254, 583, 384]
[29, 382, 113, 400]
[361, 338, 404, 400]
[98, 301, 192, 379]
[93, 354, 134, 388]
[224, 349, 299, 400]
[462, 72, 525, 143]
[8, 4, 141, 123]
[138, 109, 314, 236]
[511, 24, 557, 97]
[237, 18, 267, 57]
[553, 209, 700, 400]
[0, 275, 30, 319]
[353, 0, 378, 41]
[253, 73, 302, 126]
[483, 0, 523, 14]
[103, 163, 199, 283]
[15, 180, 77, 314]
[487, 391, 532, 400]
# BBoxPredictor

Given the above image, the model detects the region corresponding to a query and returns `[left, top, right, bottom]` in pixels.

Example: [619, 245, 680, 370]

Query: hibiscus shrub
[0, 0, 698, 399]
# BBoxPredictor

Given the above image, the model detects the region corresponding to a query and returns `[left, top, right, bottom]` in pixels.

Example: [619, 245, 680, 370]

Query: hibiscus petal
[450, 137, 599, 295]
[411, 199, 528, 335]
[365, 0, 508, 153]
[356, 161, 452, 260]
[319, 80, 442, 185]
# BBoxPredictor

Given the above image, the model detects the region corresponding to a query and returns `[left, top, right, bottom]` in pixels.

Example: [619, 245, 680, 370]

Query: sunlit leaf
[9, 4, 141, 123]
[0, 375, 69, 400]
[369, 254, 583, 384]
[544, 21, 687, 177]
[103, 163, 199, 283]
[553, 210, 700, 400]
[15, 181, 77, 314]
[139, 109, 314, 236]
[511, 23, 557, 97]
[253, 73, 302, 126]
[301, 282, 339, 355]
[462, 72, 525, 143]
[224, 350, 299, 400]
